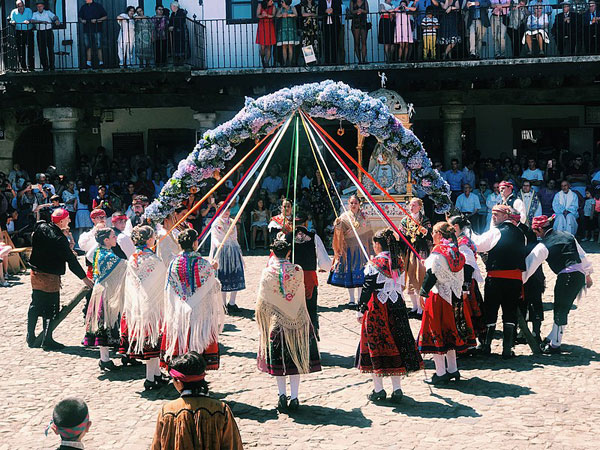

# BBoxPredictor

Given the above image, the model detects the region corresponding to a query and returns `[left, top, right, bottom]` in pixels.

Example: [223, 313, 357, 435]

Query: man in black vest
[28, 208, 94, 350]
[471, 204, 527, 358]
[285, 212, 331, 338]
[523, 215, 593, 354]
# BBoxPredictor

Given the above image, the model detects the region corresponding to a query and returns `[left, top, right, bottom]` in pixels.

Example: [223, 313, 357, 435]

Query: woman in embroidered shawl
[356, 229, 424, 404]
[84, 227, 128, 372]
[156, 204, 189, 268]
[328, 195, 374, 306]
[267, 198, 294, 239]
[119, 225, 168, 390]
[449, 215, 486, 345]
[398, 198, 432, 319]
[209, 202, 246, 313]
[256, 236, 321, 412]
[161, 228, 224, 371]
[418, 222, 474, 386]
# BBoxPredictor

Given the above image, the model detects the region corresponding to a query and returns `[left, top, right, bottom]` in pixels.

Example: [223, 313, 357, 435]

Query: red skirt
[118, 314, 161, 360]
[356, 294, 424, 376]
[418, 292, 473, 354]
[464, 282, 485, 338]
[159, 333, 220, 371]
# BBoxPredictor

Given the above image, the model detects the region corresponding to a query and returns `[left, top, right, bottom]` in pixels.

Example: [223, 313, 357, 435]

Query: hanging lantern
[337, 120, 345, 136]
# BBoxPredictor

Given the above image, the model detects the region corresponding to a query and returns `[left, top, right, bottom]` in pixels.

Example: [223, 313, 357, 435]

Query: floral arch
[144, 80, 451, 222]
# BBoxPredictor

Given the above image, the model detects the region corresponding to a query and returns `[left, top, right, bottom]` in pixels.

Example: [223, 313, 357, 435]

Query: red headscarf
[51, 208, 69, 223]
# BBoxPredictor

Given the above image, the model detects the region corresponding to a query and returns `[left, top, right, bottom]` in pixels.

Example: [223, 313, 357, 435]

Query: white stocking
[552, 325, 566, 347]
[446, 350, 458, 373]
[146, 357, 159, 381]
[408, 293, 418, 312]
[357, 287, 362, 299]
[432, 354, 446, 376]
[276, 376, 287, 396]
[391, 376, 402, 392]
[228, 291, 238, 306]
[546, 323, 559, 344]
[99, 346, 110, 362]
[348, 288, 356, 304]
[222, 292, 228, 306]
[371, 374, 384, 392]
[289, 374, 300, 399]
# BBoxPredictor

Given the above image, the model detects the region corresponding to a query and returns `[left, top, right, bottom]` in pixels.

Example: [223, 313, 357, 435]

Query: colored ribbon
[169, 368, 206, 382]
[45, 414, 90, 440]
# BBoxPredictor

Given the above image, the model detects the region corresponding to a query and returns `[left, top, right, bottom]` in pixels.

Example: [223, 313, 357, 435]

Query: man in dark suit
[552, 1, 580, 55]
[318, 0, 342, 64]
[583, 0, 600, 54]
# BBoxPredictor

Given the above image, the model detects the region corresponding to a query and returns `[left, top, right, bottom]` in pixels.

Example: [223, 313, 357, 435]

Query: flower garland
[145, 80, 451, 223]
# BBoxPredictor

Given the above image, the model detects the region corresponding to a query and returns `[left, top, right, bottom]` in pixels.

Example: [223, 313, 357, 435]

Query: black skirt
[378, 18, 395, 44]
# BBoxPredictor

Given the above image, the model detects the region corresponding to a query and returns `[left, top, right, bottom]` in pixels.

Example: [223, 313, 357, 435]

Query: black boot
[531, 320, 542, 345]
[41, 318, 65, 350]
[26, 310, 40, 348]
[478, 325, 495, 355]
[502, 324, 516, 359]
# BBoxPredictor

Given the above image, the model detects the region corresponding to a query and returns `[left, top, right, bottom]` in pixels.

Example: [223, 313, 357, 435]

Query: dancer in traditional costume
[356, 229, 424, 403]
[471, 204, 527, 359]
[111, 211, 135, 259]
[209, 202, 246, 314]
[328, 195, 373, 306]
[524, 215, 593, 354]
[161, 229, 224, 371]
[284, 211, 331, 337]
[27, 208, 93, 350]
[398, 198, 432, 319]
[77, 208, 107, 317]
[256, 236, 321, 412]
[449, 215, 486, 345]
[84, 228, 128, 371]
[418, 222, 473, 386]
[156, 204, 189, 267]
[120, 225, 168, 390]
[267, 198, 294, 240]
[151, 352, 243, 450]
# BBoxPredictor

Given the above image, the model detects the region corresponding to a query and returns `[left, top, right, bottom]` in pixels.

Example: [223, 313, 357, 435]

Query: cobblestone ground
[1, 247, 599, 450]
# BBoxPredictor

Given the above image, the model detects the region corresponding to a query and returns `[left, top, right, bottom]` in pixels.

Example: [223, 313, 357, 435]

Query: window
[226, 0, 258, 24]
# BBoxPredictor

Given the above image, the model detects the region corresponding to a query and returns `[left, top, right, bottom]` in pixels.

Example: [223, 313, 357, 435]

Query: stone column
[441, 103, 466, 169]
[193, 112, 217, 137]
[43, 107, 81, 175]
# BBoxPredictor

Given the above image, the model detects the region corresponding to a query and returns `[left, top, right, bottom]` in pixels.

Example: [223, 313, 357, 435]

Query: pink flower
[285, 293, 293, 301]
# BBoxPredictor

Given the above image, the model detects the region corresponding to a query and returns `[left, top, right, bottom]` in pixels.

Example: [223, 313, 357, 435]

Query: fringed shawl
[425, 243, 465, 305]
[162, 251, 225, 360]
[256, 258, 314, 375]
[332, 210, 373, 261]
[86, 247, 127, 332]
[123, 247, 167, 354]
[156, 227, 182, 268]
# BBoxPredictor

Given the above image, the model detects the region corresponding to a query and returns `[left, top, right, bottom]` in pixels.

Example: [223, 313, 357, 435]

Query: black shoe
[42, 339, 65, 351]
[478, 325, 496, 355]
[390, 389, 403, 404]
[99, 360, 121, 371]
[502, 324, 516, 359]
[144, 379, 161, 391]
[155, 374, 168, 385]
[425, 373, 450, 386]
[367, 389, 387, 402]
[227, 304, 240, 314]
[515, 335, 528, 345]
[407, 309, 418, 319]
[288, 398, 300, 411]
[447, 370, 461, 381]
[540, 343, 561, 354]
[414, 312, 423, 321]
[277, 394, 288, 411]
[26, 334, 40, 348]
[121, 356, 142, 367]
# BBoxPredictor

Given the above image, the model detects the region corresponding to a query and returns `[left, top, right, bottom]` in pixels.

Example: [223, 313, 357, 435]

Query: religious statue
[363, 144, 407, 195]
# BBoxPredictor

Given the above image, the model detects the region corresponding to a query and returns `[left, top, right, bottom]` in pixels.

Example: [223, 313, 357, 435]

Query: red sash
[487, 269, 523, 281]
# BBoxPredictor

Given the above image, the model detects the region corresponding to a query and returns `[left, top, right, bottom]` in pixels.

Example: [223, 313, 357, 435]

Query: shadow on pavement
[227, 400, 279, 423]
[436, 376, 534, 398]
[320, 351, 354, 369]
[288, 405, 373, 427]
[319, 304, 352, 313]
[391, 392, 481, 418]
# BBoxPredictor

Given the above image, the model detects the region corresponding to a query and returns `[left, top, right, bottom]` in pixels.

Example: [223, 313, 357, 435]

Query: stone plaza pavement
[1, 249, 599, 450]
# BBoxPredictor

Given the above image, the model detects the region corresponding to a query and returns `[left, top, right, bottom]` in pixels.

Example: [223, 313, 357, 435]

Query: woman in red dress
[418, 222, 476, 386]
[256, 0, 276, 67]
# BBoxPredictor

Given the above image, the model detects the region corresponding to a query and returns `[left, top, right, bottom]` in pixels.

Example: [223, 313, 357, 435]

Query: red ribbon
[169, 368, 206, 382]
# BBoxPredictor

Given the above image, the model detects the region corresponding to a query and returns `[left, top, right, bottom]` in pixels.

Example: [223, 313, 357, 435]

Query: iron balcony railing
[1, 5, 599, 73]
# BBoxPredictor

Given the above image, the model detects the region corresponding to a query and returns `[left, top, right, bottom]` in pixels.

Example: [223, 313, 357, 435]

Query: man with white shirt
[455, 183, 481, 219]
[516, 180, 542, 227]
[486, 182, 502, 227]
[521, 158, 544, 193]
[552, 180, 579, 235]
[499, 181, 525, 224]
[523, 215, 593, 354]
[30, 1, 60, 71]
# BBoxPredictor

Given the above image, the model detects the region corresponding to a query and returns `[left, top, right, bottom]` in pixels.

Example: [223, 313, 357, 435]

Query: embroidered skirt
[328, 247, 367, 288]
[159, 334, 220, 371]
[257, 326, 322, 376]
[118, 314, 161, 360]
[217, 243, 246, 292]
[418, 293, 473, 354]
[464, 282, 485, 338]
[356, 294, 424, 376]
[83, 297, 119, 347]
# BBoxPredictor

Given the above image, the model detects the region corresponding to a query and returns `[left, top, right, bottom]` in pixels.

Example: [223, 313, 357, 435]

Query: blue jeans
[83, 31, 102, 49]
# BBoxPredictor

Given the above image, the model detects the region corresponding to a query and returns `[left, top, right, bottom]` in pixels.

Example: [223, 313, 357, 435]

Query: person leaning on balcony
[490, 0, 510, 58]
[319, 0, 343, 64]
[78, 0, 107, 68]
[256, 0, 276, 68]
[348, 0, 370, 64]
[10, 0, 34, 72]
[116, 6, 136, 68]
[583, 0, 600, 54]
[523, 3, 549, 56]
[30, 1, 60, 71]
[301, 0, 321, 62]
[152, 5, 169, 66]
[134, 6, 154, 68]
[168, 2, 187, 65]
[507, 0, 529, 57]
[378, 0, 396, 62]
[552, 1, 581, 56]
[465, 0, 491, 59]
[276, 0, 298, 67]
